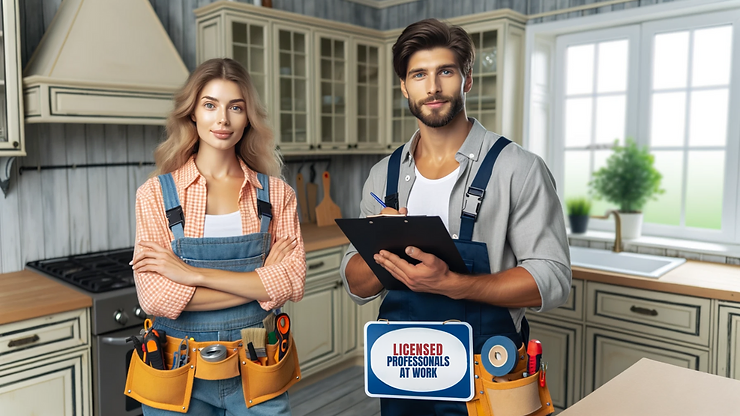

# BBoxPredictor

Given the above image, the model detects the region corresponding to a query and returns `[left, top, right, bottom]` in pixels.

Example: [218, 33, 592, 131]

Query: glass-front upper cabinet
[274, 24, 310, 149]
[387, 40, 418, 148]
[0, 0, 25, 156]
[355, 39, 383, 150]
[467, 29, 498, 132]
[316, 33, 347, 149]
[231, 19, 268, 104]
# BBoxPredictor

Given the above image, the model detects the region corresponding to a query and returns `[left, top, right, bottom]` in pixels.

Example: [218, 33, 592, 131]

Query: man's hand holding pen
[374, 245, 465, 299]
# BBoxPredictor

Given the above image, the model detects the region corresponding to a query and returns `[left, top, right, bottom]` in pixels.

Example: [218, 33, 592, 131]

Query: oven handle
[101, 336, 133, 346]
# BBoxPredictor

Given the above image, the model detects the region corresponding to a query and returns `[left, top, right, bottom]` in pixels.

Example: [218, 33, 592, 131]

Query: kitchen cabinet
[528, 279, 584, 412]
[195, 2, 526, 155]
[0, 0, 25, 156]
[282, 245, 358, 377]
[529, 278, 714, 410]
[584, 326, 709, 395]
[315, 31, 348, 150]
[716, 302, 740, 379]
[0, 308, 91, 415]
[584, 281, 712, 395]
[282, 243, 382, 378]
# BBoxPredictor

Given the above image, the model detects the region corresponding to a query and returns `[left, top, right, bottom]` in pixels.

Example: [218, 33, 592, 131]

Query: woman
[130, 58, 306, 415]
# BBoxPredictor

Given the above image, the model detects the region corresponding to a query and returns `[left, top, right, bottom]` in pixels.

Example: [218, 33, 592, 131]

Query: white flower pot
[619, 212, 643, 240]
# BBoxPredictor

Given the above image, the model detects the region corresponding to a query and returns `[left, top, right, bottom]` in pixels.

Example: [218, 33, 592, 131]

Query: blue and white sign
[364, 321, 474, 401]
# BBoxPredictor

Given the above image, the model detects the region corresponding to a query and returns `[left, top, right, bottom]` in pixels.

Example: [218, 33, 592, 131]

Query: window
[553, 10, 740, 243]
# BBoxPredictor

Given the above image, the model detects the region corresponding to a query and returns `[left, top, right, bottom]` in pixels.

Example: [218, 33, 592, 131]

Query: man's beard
[408, 92, 465, 128]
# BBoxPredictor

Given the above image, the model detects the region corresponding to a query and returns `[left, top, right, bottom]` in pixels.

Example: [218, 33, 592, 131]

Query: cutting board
[315, 171, 342, 227]
[306, 181, 318, 223]
[296, 173, 309, 223]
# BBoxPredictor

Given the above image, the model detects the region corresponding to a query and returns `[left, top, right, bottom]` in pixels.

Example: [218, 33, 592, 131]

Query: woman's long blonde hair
[153, 58, 282, 177]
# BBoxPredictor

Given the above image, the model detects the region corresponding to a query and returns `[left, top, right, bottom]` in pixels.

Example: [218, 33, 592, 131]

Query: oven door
[93, 327, 143, 416]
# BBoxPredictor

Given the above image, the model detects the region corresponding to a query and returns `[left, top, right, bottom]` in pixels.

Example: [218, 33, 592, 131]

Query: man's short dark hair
[392, 18, 475, 81]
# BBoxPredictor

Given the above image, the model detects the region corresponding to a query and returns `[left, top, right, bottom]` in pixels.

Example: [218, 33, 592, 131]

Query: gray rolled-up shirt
[339, 118, 571, 331]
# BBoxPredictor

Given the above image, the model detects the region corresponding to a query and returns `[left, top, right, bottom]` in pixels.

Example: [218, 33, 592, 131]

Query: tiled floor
[289, 366, 380, 416]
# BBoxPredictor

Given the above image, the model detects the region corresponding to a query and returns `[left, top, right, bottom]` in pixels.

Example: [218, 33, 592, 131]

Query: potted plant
[566, 197, 592, 234]
[589, 138, 664, 239]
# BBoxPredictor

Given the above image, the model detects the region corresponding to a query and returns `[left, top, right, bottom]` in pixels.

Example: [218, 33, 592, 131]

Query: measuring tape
[480, 335, 518, 377]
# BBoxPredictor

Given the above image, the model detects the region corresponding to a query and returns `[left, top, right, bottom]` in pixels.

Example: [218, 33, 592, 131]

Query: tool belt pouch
[466, 353, 554, 416]
[239, 333, 301, 407]
[123, 344, 196, 413]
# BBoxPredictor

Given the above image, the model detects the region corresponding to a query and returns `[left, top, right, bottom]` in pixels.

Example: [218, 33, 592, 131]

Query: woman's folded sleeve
[256, 180, 307, 310]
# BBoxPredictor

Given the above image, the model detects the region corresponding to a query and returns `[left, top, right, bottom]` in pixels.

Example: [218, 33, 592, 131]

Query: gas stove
[26, 248, 135, 293]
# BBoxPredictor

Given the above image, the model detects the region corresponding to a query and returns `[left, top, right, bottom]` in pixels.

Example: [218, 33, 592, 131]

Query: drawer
[305, 246, 344, 281]
[538, 278, 584, 322]
[0, 308, 89, 369]
[586, 282, 711, 346]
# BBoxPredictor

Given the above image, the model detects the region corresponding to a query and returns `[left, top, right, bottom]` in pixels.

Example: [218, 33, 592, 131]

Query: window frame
[637, 10, 740, 243]
[553, 25, 641, 235]
[549, 8, 740, 244]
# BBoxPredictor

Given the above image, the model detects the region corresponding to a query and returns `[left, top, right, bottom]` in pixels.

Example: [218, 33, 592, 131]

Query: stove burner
[27, 248, 135, 293]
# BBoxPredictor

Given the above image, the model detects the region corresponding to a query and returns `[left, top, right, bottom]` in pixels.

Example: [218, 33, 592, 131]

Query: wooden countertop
[301, 222, 349, 252]
[0, 269, 92, 326]
[0, 223, 348, 326]
[573, 260, 740, 302]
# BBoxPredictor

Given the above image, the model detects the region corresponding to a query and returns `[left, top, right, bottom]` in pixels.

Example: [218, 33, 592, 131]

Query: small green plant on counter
[566, 197, 592, 217]
[589, 138, 664, 213]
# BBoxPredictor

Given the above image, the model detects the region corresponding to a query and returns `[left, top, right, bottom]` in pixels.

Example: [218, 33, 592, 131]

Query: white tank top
[203, 211, 242, 237]
[407, 166, 460, 231]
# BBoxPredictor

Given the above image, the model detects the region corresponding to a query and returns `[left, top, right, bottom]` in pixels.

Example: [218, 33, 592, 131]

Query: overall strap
[157, 173, 185, 240]
[384, 144, 405, 210]
[459, 137, 512, 241]
[256, 173, 272, 234]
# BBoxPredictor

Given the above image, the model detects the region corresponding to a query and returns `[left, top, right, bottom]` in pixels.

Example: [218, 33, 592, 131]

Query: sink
[569, 246, 686, 278]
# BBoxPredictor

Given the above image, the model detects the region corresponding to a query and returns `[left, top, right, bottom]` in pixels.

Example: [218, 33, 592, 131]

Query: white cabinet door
[273, 23, 312, 151]
[0, 347, 91, 416]
[287, 278, 341, 374]
[315, 31, 349, 151]
[716, 303, 740, 379]
[357, 297, 382, 351]
[585, 326, 709, 395]
[340, 280, 358, 355]
[528, 316, 583, 412]
[353, 37, 384, 151]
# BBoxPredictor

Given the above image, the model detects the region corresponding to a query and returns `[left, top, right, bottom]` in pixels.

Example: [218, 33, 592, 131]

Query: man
[340, 18, 570, 415]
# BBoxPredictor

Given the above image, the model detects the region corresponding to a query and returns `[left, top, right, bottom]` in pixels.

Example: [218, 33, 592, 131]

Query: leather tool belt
[124, 334, 301, 413]
[466, 344, 554, 416]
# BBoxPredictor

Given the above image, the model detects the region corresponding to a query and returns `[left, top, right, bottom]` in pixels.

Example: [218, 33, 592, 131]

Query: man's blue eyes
[412, 70, 453, 78]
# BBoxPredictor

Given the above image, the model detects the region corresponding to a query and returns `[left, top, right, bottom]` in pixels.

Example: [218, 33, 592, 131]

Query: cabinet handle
[630, 305, 658, 316]
[308, 261, 325, 270]
[12, 141, 19, 148]
[8, 334, 40, 348]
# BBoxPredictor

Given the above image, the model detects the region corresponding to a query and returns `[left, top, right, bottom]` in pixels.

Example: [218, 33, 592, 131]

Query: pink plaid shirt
[134, 156, 305, 319]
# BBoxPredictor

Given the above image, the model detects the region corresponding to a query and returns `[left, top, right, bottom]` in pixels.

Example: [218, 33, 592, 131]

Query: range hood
[23, 0, 189, 125]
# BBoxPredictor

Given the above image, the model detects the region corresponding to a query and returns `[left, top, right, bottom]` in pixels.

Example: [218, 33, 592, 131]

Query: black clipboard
[335, 216, 468, 291]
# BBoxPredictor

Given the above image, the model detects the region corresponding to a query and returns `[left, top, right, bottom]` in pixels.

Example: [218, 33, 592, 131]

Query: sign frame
[364, 321, 474, 401]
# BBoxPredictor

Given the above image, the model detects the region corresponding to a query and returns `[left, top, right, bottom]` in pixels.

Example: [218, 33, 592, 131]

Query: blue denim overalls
[142, 173, 291, 416]
[380, 137, 528, 416]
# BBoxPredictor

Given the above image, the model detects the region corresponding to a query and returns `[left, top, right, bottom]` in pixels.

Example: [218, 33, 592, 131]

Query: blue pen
[370, 192, 387, 208]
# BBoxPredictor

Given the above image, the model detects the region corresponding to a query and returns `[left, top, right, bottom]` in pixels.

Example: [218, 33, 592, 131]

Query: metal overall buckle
[462, 186, 485, 220]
